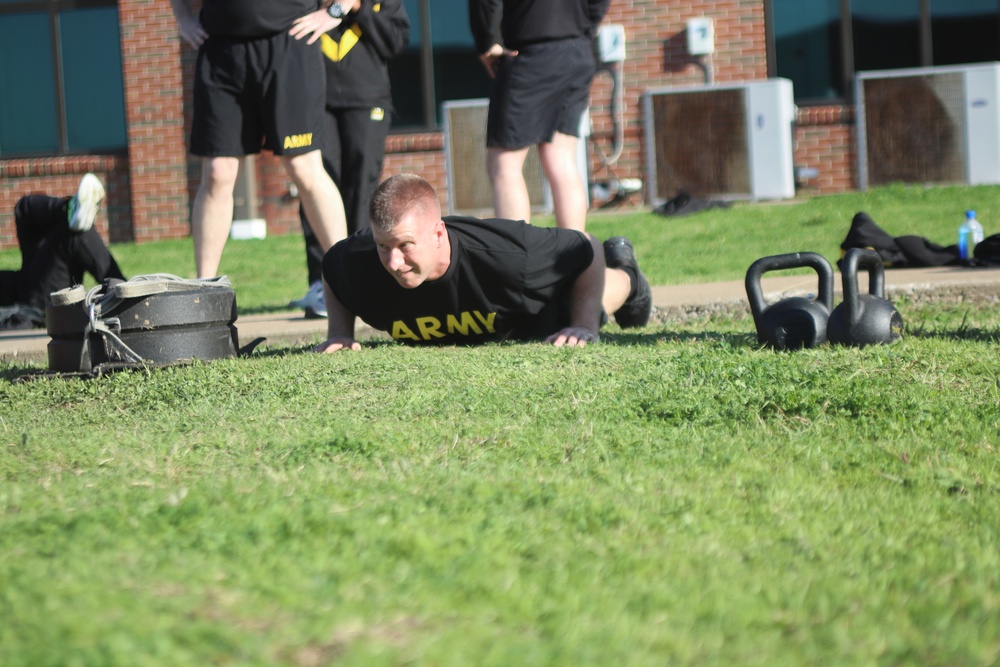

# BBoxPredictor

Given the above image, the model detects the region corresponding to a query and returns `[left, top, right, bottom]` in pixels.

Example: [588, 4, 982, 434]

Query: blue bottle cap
[966, 210, 976, 218]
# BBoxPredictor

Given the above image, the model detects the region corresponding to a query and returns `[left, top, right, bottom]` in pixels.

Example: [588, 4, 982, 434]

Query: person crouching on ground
[1, 174, 125, 330]
[315, 173, 651, 352]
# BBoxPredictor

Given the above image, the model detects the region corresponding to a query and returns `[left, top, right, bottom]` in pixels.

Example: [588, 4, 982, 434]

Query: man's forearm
[568, 234, 606, 332]
[324, 282, 356, 340]
[468, 0, 502, 55]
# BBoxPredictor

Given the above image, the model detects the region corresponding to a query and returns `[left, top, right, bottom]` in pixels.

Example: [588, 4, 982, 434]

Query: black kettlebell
[828, 248, 904, 347]
[745, 252, 834, 350]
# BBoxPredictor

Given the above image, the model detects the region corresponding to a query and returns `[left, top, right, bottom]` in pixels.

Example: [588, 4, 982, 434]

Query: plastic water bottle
[958, 210, 984, 260]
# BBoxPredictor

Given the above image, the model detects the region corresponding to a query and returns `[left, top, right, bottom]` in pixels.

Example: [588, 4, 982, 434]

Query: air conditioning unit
[856, 62, 1000, 190]
[442, 99, 548, 216]
[442, 99, 590, 216]
[643, 78, 796, 203]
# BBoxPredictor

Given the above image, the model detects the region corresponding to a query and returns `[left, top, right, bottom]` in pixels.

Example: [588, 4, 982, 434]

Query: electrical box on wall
[597, 24, 626, 63]
[686, 17, 714, 56]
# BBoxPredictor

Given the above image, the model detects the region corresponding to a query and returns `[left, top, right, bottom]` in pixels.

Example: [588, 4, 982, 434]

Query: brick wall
[588, 0, 773, 202]
[119, 0, 191, 244]
[0, 0, 191, 250]
[794, 106, 857, 194]
[0, 0, 858, 251]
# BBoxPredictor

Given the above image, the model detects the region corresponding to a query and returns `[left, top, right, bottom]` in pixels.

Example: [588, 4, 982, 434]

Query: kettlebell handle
[745, 252, 834, 322]
[840, 248, 886, 326]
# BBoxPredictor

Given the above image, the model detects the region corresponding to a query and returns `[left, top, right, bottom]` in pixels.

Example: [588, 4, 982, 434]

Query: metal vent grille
[860, 72, 966, 187]
[644, 80, 795, 202]
[442, 99, 548, 216]
[856, 63, 1000, 189]
[646, 88, 750, 199]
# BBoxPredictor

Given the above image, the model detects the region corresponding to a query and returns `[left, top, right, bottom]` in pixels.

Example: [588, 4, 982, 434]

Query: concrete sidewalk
[3, 265, 999, 364]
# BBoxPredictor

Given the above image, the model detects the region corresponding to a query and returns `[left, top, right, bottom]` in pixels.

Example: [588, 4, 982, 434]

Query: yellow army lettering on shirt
[320, 3, 381, 62]
[283, 133, 313, 150]
[391, 311, 498, 341]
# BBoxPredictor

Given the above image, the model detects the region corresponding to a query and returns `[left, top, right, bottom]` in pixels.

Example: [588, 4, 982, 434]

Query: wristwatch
[327, 2, 347, 18]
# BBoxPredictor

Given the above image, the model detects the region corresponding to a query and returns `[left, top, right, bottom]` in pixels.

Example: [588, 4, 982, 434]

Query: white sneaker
[67, 173, 105, 232]
[288, 280, 327, 318]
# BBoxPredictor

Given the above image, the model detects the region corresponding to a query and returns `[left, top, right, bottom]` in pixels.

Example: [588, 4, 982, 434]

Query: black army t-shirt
[325, 216, 595, 345]
[200, 0, 321, 38]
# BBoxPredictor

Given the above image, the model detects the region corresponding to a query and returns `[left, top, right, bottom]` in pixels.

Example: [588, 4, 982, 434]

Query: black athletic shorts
[191, 31, 325, 157]
[486, 36, 596, 150]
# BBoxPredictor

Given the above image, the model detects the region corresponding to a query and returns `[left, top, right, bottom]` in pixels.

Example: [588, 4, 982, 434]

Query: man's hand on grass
[546, 327, 599, 348]
[315, 336, 361, 353]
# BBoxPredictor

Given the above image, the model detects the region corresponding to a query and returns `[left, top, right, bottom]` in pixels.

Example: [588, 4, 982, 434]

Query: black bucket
[46, 278, 240, 373]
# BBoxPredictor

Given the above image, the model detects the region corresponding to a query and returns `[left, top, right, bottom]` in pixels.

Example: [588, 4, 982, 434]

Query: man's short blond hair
[369, 174, 441, 233]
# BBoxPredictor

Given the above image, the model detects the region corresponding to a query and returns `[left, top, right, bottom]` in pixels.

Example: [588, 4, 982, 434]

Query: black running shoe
[603, 236, 652, 328]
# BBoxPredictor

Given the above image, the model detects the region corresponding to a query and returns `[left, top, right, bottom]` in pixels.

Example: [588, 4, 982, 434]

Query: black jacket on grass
[840, 211, 960, 268]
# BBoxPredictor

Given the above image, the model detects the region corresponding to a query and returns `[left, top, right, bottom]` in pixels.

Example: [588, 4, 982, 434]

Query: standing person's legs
[191, 156, 241, 278]
[538, 131, 587, 232]
[299, 105, 387, 286]
[265, 34, 347, 259]
[299, 109, 343, 287]
[190, 36, 257, 278]
[339, 106, 390, 235]
[293, 106, 386, 317]
[540, 38, 594, 232]
[283, 149, 346, 254]
[486, 146, 532, 223]
[486, 38, 595, 229]
[299, 218, 325, 287]
[486, 51, 532, 225]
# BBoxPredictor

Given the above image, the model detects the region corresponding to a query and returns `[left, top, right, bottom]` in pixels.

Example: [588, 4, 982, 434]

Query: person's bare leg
[487, 146, 531, 223]
[192, 156, 241, 278]
[538, 131, 587, 232]
[602, 267, 632, 315]
[282, 150, 347, 252]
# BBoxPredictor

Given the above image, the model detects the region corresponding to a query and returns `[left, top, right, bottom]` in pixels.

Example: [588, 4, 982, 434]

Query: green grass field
[2, 184, 999, 665]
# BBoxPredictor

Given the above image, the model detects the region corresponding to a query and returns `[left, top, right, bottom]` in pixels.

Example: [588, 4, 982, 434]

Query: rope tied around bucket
[77, 284, 144, 372]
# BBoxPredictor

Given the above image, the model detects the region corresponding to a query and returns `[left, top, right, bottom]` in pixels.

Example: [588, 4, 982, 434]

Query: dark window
[389, 0, 491, 130]
[852, 0, 922, 72]
[932, 0, 1000, 66]
[0, 1, 126, 157]
[768, 0, 1000, 103]
[770, 0, 842, 101]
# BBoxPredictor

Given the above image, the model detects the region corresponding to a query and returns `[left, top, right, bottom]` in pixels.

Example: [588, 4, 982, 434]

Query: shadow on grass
[246, 332, 761, 354]
[244, 337, 400, 359]
[908, 327, 1000, 343]
[1, 364, 41, 383]
[602, 330, 759, 347]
